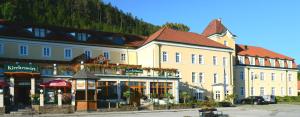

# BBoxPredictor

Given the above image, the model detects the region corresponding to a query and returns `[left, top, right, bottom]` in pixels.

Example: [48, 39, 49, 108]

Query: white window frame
[288, 74, 292, 82]
[199, 72, 204, 83]
[271, 73, 275, 81]
[34, 28, 46, 38]
[279, 60, 284, 68]
[250, 87, 254, 96]
[224, 40, 228, 46]
[84, 49, 92, 59]
[258, 58, 265, 66]
[213, 73, 218, 84]
[287, 60, 292, 68]
[175, 52, 181, 63]
[120, 53, 126, 61]
[64, 48, 72, 59]
[76, 32, 88, 41]
[269, 59, 275, 67]
[260, 87, 264, 96]
[0, 42, 3, 54]
[238, 56, 245, 64]
[281, 87, 284, 96]
[162, 51, 168, 62]
[260, 72, 264, 80]
[103, 51, 110, 60]
[213, 56, 217, 65]
[192, 72, 196, 83]
[198, 55, 204, 64]
[191, 54, 196, 64]
[19, 44, 28, 56]
[271, 87, 275, 95]
[223, 57, 227, 66]
[248, 57, 255, 65]
[42, 47, 51, 57]
[288, 87, 292, 96]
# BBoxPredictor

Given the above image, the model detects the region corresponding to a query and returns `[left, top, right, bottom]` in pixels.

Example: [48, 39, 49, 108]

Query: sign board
[87, 80, 96, 90]
[125, 68, 143, 73]
[4, 64, 39, 72]
[76, 80, 86, 90]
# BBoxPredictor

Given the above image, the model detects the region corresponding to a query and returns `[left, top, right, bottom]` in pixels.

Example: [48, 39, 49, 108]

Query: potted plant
[123, 90, 131, 104]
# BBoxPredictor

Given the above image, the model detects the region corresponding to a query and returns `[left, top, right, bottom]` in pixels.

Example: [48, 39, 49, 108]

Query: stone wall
[36, 105, 75, 114]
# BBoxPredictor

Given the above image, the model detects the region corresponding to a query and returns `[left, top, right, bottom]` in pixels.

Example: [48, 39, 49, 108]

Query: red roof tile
[143, 27, 231, 49]
[202, 19, 227, 37]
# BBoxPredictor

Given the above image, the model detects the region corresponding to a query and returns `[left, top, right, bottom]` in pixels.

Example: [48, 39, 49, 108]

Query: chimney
[217, 18, 222, 22]
[245, 45, 248, 50]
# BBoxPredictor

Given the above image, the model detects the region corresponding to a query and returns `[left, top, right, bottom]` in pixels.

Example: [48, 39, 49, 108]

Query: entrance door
[14, 82, 31, 106]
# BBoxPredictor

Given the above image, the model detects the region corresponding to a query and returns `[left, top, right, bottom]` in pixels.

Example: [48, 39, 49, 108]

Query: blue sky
[104, 0, 300, 62]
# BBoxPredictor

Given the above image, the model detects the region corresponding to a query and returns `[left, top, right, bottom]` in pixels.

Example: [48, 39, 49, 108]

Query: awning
[0, 80, 9, 88]
[40, 79, 71, 88]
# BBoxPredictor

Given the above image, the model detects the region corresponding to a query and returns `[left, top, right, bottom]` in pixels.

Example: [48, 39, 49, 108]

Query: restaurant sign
[4, 64, 39, 73]
[125, 68, 143, 73]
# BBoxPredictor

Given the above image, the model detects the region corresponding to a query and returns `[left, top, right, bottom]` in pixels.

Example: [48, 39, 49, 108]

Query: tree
[162, 22, 190, 32]
[123, 89, 131, 104]
[180, 91, 191, 104]
[298, 72, 300, 80]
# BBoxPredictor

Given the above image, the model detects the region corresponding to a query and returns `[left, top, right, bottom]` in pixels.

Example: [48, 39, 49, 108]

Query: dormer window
[34, 28, 46, 38]
[76, 32, 88, 41]
[287, 60, 292, 68]
[258, 58, 265, 66]
[238, 56, 245, 64]
[269, 59, 275, 67]
[248, 57, 255, 65]
[278, 59, 284, 68]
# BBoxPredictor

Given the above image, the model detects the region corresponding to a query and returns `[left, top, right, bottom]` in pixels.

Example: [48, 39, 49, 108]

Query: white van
[262, 95, 276, 104]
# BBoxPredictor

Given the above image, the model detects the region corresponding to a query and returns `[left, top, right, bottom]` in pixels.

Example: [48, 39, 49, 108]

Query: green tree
[162, 22, 190, 32]
[180, 91, 191, 104]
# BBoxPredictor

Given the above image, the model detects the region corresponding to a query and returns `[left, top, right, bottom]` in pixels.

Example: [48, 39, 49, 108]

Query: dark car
[240, 96, 266, 105]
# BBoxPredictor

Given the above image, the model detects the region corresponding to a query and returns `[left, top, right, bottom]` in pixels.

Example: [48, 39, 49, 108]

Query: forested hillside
[0, 0, 160, 36]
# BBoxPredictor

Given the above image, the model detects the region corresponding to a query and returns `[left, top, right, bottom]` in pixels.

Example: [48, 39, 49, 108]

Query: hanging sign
[125, 68, 143, 73]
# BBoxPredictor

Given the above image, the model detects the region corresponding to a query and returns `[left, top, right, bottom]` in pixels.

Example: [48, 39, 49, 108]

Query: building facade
[0, 18, 298, 108]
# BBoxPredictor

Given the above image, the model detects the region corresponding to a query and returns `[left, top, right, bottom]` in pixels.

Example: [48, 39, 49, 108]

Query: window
[199, 72, 204, 83]
[238, 56, 245, 64]
[191, 54, 196, 64]
[76, 32, 88, 41]
[64, 48, 72, 59]
[288, 74, 292, 82]
[224, 40, 228, 46]
[287, 61, 292, 68]
[258, 58, 265, 66]
[19, 45, 28, 56]
[288, 87, 292, 96]
[0, 43, 3, 54]
[42, 47, 51, 57]
[175, 52, 181, 63]
[192, 72, 196, 83]
[84, 50, 92, 59]
[240, 87, 244, 96]
[279, 60, 284, 68]
[271, 87, 275, 95]
[271, 73, 275, 81]
[251, 72, 254, 80]
[240, 71, 244, 80]
[260, 87, 264, 96]
[260, 72, 264, 80]
[34, 28, 46, 37]
[251, 87, 254, 96]
[213, 56, 217, 65]
[121, 53, 126, 61]
[249, 57, 255, 65]
[215, 91, 221, 100]
[176, 71, 181, 78]
[195, 92, 203, 100]
[223, 57, 227, 66]
[269, 59, 275, 67]
[198, 55, 204, 64]
[224, 73, 228, 84]
[213, 73, 218, 84]
[162, 51, 168, 62]
[104, 51, 110, 60]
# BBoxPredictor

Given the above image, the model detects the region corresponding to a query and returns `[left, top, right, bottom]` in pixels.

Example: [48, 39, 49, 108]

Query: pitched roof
[236, 44, 294, 60]
[143, 27, 231, 49]
[202, 19, 227, 37]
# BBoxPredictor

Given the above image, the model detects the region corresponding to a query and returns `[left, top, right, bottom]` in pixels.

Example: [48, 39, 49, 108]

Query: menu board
[88, 80, 96, 89]
[76, 80, 86, 90]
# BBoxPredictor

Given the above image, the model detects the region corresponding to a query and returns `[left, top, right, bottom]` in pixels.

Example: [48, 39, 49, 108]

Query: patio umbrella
[0, 80, 9, 88]
[40, 79, 72, 89]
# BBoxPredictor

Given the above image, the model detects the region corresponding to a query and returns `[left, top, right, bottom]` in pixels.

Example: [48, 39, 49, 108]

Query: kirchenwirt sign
[4, 64, 39, 72]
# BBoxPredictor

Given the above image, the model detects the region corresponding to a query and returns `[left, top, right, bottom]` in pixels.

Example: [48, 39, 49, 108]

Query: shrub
[217, 101, 232, 107]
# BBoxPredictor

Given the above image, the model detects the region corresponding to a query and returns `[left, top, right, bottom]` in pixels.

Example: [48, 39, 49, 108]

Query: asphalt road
[5, 104, 300, 117]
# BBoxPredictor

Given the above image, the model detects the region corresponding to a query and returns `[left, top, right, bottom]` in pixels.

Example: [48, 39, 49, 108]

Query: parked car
[240, 96, 266, 105]
[262, 95, 276, 104]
